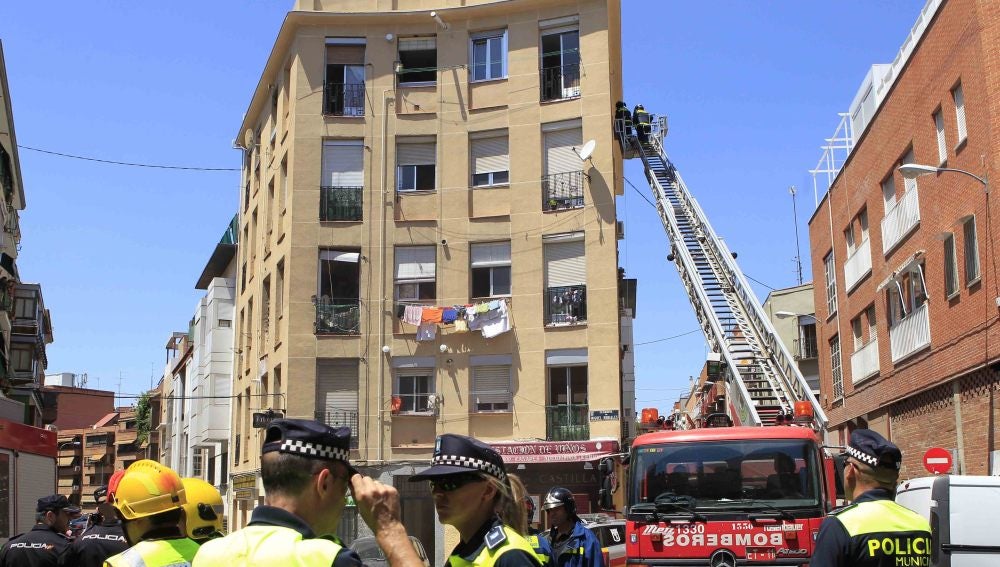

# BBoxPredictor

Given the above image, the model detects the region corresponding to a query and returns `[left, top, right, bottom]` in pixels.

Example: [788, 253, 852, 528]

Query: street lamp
[58, 440, 80, 450]
[898, 163, 988, 193]
[774, 310, 814, 320]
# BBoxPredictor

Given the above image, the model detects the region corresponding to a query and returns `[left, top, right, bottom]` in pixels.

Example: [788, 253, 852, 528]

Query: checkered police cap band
[280, 439, 350, 463]
[846, 445, 879, 467]
[431, 454, 506, 481]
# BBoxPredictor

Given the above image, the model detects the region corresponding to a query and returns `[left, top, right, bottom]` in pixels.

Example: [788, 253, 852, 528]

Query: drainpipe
[377, 87, 393, 463]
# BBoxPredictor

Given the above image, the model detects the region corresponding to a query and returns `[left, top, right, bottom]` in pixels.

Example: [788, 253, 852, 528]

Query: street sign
[253, 410, 283, 428]
[923, 447, 952, 474]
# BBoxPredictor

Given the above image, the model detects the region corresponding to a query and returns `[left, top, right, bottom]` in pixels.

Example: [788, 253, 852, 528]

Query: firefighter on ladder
[632, 105, 650, 143]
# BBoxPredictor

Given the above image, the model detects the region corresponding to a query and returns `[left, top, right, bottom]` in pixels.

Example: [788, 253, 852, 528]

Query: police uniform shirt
[58, 519, 128, 567]
[811, 488, 931, 567]
[248, 505, 363, 567]
[449, 517, 540, 567]
[0, 523, 71, 567]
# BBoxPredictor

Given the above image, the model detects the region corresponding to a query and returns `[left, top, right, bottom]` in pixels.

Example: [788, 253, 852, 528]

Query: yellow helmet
[111, 460, 186, 521]
[180, 477, 224, 540]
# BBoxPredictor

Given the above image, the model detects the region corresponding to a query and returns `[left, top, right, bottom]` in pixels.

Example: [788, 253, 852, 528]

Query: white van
[895, 475, 1000, 566]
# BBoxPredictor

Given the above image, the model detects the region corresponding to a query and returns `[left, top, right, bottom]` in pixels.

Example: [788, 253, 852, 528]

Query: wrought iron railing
[324, 83, 366, 116]
[540, 64, 580, 102]
[320, 186, 363, 221]
[545, 285, 586, 325]
[314, 409, 359, 449]
[315, 299, 361, 335]
[546, 404, 589, 441]
[542, 171, 584, 211]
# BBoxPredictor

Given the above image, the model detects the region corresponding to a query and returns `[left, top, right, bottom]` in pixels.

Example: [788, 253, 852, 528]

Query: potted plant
[548, 198, 558, 211]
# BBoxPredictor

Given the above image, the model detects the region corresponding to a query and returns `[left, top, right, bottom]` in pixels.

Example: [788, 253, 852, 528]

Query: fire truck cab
[626, 426, 837, 566]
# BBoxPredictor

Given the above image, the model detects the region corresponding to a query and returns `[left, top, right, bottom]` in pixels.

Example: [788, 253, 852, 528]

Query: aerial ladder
[618, 110, 827, 430]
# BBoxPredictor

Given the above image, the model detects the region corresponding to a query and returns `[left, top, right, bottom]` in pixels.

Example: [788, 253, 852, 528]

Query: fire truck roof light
[793, 401, 813, 418]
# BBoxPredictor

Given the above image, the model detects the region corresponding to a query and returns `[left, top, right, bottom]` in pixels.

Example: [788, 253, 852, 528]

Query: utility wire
[17, 144, 240, 172]
[634, 328, 701, 346]
[624, 176, 656, 208]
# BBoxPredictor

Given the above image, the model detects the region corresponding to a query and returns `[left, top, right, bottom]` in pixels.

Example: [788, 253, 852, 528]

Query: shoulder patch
[485, 525, 508, 551]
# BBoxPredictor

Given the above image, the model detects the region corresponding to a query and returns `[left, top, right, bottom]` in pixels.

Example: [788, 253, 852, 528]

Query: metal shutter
[316, 359, 358, 417]
[544, 236, 585, 287]
[395, 246, 436, 280]
[934, 112, 947, 164]
[471, 136, 509, 174]
[473, 365, 511, 406]
[399, 37, 436, 51]
[471, 242, 511, 267]
[325, 44, 365, 65]
[321, 142, 364, 187]
[16, 453, 55, 536]
[954, 85, 967, 140]
[397, 141, 436, 166]
[544, 128, 582, 175]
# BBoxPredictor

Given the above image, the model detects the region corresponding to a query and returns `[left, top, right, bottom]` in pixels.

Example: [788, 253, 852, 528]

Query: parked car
[349, 535, 431, 567]
[583, 516, 626, 567]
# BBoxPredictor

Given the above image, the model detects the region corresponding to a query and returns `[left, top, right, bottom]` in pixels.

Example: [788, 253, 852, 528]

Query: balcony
[542, 171, 584, 211]
[0, 146, 12, 204]
[881, 187, 920, 255]
[324, 83, 365, 117]
[314, 408, 359, 449]
[850, 337, 880, 384]
[320, 186, 363, 222]
[545, 285, 586, 325]
[843, 238, 872, 292]
[546, 404, 589, 441]
[315, 299, 361, 335]
[793, 337, 818, 360]
[890, 302, 931, 363]
[540, 64, 580, 102]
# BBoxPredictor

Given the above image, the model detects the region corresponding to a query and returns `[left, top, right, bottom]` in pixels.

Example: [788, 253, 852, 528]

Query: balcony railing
[320, 186, 363, 222]
[315, 298, 361, 335]
[793, 337, 819, 360]
[851, 337, 880, 384]
[546, 285, 586, 325]
[546, 404, 589, 441]
[881, 187, 920, 255]
[324, 83, 366, 117]
[890, 302, 930, 363]
[314, 408, 359, 449]
[0, 146, 12, 205]
[843, 238, 872, 292]
[542, 171, 584, 211]
[540, 64, 580, 102]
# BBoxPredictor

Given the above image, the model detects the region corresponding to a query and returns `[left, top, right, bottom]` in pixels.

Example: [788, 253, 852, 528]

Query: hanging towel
[488, 300, 501, 311]
[416, 323, 437, 341]
[403, 305, 423, 326]
[421, 307, 444, 324]
[453, 318, 469, 333]
[441, 308, 457, 324]
[481, 300, 511, 338]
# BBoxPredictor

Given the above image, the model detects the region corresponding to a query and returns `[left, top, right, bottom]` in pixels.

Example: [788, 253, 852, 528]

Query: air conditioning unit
[615, 221, 625, 240]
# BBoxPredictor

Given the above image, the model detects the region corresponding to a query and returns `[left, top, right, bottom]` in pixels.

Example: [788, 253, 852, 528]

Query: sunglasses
[430, 473, 485, 492]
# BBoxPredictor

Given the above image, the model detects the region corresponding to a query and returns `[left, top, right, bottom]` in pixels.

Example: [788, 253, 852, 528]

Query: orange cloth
[421, 307, 444, 324]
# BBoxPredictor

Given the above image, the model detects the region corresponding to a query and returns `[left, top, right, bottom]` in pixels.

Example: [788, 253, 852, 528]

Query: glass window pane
[492, 171, 509, 184]
[493, 267, 511, 295]
[472, 268, 491, 297]
[473, 40, 487, 80]
[490, 37, 503, 78]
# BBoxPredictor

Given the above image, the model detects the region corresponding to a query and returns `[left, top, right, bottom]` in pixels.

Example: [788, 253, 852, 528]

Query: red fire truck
[0, 418, 57, 544]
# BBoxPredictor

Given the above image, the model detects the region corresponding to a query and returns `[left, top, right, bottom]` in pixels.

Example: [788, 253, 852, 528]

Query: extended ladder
[624, 117, 827, 429]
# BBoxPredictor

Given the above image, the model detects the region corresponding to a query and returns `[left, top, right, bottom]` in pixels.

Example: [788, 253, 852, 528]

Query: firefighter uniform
[632, 105, 650, 143]
[547, 519, 603, 567]
[0, 495, 79, 567]
[59, 518, 128, 567]
[104, 538, 200, 567]
[526, 529, 553, 566]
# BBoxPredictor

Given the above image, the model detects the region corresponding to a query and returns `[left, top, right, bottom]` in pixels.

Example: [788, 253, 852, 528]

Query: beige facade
[230, 0, 625, 551]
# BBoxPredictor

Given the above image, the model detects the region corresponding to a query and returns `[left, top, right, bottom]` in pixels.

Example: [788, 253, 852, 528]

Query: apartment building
[809, 0, 1000, 477]
[761, 283, 819, 393]
[56, 407, 138, 508]
[231, 0, 625, 555]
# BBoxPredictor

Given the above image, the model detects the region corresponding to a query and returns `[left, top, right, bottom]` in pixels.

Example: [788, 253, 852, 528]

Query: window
[316, 359, 359, 446]
[395, 369, 434, 413]
[859, 209, 869, 241]
[902, 149, 917, 194]
[11, 345, 33, 373]
[963, 216, 980, 284]
[844, 224, 856, 255]
[471, 242, 511, 298]
[540, 28, 580, 101]
[943, 233, 958, 297]
[547, 363, 589, 440]
[279, 158, 288, 212]
[830, 335, 843, 400]
[472, 361, 512, 412]
[934, 110, 947, 164]
[470, 131, 510, 187]
[219, 318, 232, 328]
[261, 275, 271, 345]
[325, 39, 365, 116]
[394, 246, 436, 302]
[544, 233, 586, 324]
[276, 259, 285, 324]
[398, 37, 436, 85]
[543, 120, 584, 210]
[471, 30, 507, 81]
[321, 141, 364, 221]
[317, 250, 361, 334]
[852, 316, 864, 351]
[953, 83, 967, 143]
[886, 262, 927, 327]
[397, 138, 436, 192]
[824, 251, 837, 316]
[799, 319, 818, 359]
[86, 434, 108, 447]
[881, 175, 897, 211]
[14, 288, 37, 320]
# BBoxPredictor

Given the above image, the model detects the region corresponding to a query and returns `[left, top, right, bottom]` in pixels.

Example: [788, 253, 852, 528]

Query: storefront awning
[58, 456, 75, 467]
[490, 439, 620, 464]
[88, 455, 105, 463]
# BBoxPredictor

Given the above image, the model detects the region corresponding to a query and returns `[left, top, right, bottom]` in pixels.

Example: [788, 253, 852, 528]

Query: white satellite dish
[574, 139, 597, 162]
[243, 129, 256, 149]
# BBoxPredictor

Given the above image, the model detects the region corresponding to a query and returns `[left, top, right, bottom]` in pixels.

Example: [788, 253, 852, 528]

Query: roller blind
[544, 128, 582, 175]
[472, 365, 511, 404]
[325, 44, 365, 65]
[400, 37, 436, 51]
[472, 135, 509, 174]
[321, 142, 364, 186]
[471, 242, 511, 267]
[544, 235, 585, 287]
[397, 141, 436, 165]
[395, 246, 436, 280]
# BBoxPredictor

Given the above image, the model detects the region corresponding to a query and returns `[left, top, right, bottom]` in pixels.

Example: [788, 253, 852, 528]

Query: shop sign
[491, 440, 620, 464]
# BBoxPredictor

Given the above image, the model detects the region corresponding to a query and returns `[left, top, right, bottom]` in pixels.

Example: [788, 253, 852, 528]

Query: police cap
[37, 494, 81, 514]
[410, 433, 507, 482]
[846, 429, 901, 471]
[262, 418, 356, 473]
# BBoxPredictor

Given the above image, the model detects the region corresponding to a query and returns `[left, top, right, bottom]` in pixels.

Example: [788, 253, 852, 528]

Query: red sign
[923, 447, 952, 474]
[490, 440, 619, 464]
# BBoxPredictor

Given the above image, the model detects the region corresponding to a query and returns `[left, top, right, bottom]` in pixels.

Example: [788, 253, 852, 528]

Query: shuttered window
[953, 83, 967, 142]
[544, 126, 583, 175]
[395, 246, 437, 301]
[471, 242, 511, 297]
[471, 132, 510, 187]
[963, 216, 980, 284]
[544, 234, 585, 287]
[934, 110, 947, 164]
[943, 233, 958, 297]
[397, 139, 436, 192]
[472, 365, 512, 412]
[316, 359, 359, 447]
[321, 141, 364, 187]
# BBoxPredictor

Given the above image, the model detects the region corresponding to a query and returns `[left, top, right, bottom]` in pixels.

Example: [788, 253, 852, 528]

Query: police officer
[811, 430, 931, 567]
[0, 495, 78, 567]
[632, 104, 650, 143]
[523, 494, 552, 565]
[410, 433, 539, 567]
[503, 473, 551, 566]
[194, 418, 422, 567]
[542, 488, 603, 567]
[59, 478, 128, 567]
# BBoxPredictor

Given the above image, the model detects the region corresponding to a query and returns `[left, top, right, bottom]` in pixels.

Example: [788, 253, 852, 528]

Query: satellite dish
[574, 139, 597, 162]
[243, 129, 256, 149]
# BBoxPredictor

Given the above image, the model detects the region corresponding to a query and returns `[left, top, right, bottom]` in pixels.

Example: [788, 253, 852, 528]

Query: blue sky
[1, 2, 923, 409]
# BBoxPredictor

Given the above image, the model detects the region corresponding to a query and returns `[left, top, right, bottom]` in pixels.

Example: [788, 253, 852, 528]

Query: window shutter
[395, 246, 436, 280]
[325, 44, 366, 65]
[934, 112, 946, 164]
[397, 142, 436, 166]
[471, 242, 511, 267]
[902, 150, 916, 193]
[473, 365, 511, 405]
[544, 236, 585, 287]
[400, 37, 436, 51]
[954, 85, 967, 141]
[321, 142, 364, 187]
[315, 359, 359, 418]
[544, 128, 582, 175]
[471, 136, 509, 174]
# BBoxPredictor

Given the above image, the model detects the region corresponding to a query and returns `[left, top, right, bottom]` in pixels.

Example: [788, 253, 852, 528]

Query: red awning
[490, 439, 620, 464]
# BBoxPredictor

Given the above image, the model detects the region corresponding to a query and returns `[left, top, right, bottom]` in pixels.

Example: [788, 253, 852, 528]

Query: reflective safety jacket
[103, 537, 200, 567]
[548, 520, 603, 567]
[526, 529, 552, 566]
[811, 488, 931, 567]
[448, 518, 540, 567]
[192, 506, 361, 567]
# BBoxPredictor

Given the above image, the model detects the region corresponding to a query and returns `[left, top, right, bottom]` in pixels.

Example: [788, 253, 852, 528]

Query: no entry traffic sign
[923, 447, 952, 474]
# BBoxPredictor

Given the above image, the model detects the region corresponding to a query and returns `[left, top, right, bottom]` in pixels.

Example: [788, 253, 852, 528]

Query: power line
[17, 144, 240, 172]
[634, 328, 702, 346]
[624, 176, 656, 208]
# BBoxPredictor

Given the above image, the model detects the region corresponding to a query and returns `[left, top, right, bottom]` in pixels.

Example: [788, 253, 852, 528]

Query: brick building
[56, 407, 139, 508]
[808, 0, 1000, 477]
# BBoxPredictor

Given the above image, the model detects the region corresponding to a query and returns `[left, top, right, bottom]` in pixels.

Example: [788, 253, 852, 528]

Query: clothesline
[396, 298, 512, 340]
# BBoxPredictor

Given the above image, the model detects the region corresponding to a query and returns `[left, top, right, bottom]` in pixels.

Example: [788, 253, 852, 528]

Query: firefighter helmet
[111, 460, 186, 521]
[541, 487, 576, 515]
[524, 495, 536, 522]
[181, 478, 224, 541]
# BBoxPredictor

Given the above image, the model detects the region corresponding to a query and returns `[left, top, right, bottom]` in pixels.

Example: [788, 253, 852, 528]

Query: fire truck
[615, 110, 840, 565]
[0, 418, 57, 544]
